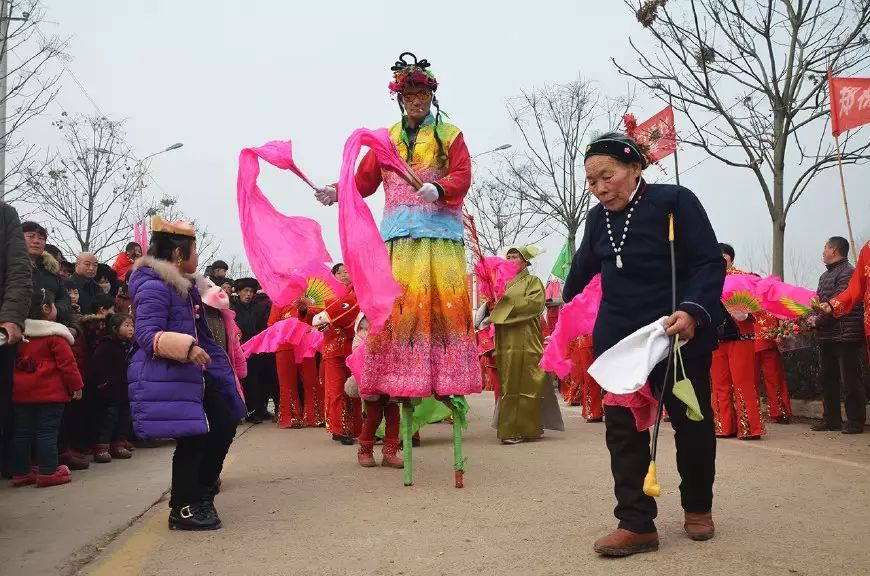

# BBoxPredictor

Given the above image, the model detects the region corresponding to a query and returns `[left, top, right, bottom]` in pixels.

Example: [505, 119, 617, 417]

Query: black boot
[199, 485, 221, 524]
[168, 503, 221, 531]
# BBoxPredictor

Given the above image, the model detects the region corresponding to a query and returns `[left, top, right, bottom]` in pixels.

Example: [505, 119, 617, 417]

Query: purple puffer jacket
[127, 257, 247, 439]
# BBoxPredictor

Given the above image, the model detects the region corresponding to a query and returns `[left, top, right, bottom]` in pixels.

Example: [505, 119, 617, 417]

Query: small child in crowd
[11, 290, 84, 488]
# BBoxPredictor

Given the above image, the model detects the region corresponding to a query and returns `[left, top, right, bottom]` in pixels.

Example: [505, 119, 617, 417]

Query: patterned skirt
[361, 237, 482, 398]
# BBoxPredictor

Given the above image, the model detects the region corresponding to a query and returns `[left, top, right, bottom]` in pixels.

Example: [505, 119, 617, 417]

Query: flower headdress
[389, 52, 438, 94]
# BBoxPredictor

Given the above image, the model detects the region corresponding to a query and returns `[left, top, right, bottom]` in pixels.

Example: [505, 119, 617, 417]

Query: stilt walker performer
[315, 52, 481, 486]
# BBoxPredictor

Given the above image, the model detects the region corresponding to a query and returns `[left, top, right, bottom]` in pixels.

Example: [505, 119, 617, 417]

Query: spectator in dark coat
[68, 252, 101, 315]
[231, 278, 275, 423]
[0, 201, 33, 476]
[810, 236, 866, 434]
[21, 222, 71, 326]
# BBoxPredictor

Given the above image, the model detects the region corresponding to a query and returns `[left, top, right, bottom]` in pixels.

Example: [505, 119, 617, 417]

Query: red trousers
[756, 349, 793, 420]
[570, 344, 603, 420]
[276, 350, 323, 428]
[481, 353, 501, 404]
[711, 341, 766, 438]
[321, 356, 362, 437]
[359, 398, 399, 443]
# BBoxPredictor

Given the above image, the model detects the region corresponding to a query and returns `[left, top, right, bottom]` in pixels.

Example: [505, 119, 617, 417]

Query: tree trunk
[771, 214, 786, 279]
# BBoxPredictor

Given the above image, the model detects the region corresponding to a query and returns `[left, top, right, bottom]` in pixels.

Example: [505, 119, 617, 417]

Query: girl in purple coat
[128, 217, 246, 531]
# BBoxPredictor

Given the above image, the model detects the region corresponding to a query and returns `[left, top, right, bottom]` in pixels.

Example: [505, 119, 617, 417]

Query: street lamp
[473, 143, 512, 159]
[96, 142, 184, 161]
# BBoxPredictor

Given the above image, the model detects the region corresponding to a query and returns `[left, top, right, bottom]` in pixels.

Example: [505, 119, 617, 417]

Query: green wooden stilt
[402, 402, 414, 486]
[452, 405, 465, 488]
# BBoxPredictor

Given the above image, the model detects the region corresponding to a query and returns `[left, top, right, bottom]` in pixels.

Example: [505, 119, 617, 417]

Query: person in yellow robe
[490, 246, 563, 444]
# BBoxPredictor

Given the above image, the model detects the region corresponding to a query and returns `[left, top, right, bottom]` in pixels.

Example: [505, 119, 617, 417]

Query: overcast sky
[18, 0, 870, 286]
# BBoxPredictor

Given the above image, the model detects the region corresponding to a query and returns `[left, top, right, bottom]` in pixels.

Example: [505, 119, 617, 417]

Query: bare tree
[466, 178, 547, 256]
[138, 194, 224, 272]
[22, 114, 145, 259]
[0, 0, 66, 205]
[492, 79, 632, 253]
[618, 0, 870, 277]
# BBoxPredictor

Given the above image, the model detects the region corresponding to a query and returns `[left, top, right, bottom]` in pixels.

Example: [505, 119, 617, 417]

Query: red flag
[635, 105, 677, 162]
[829, 67, 870, 137]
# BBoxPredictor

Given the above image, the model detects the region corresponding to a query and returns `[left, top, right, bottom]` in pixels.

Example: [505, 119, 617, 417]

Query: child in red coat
[89, 313, 135, 462]
[11, 289, 83, 487]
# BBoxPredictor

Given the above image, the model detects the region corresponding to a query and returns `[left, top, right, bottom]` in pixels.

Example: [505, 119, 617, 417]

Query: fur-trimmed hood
[39, 252, 60, 274]
[132, 256, 199, 297]
[24, 319, 75, 343]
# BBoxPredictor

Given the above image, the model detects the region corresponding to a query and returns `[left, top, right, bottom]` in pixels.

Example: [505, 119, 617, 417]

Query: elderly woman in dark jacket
[563, 132, 725, 556]
[128, 216, 246, 531]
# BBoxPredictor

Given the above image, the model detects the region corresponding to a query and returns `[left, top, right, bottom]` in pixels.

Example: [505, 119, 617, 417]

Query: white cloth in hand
[416, 183, 439, 203]
[315, 186, 337, 206]
[588, 317, 682, 395]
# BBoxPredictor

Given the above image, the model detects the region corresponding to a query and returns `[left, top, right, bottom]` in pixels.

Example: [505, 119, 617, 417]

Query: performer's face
[722, 253, 733, 268]
[585, 156, 643, 212]
[401, 88, 432, 124]
[333, 265, 351, 285]
[506, 252, 528, 267]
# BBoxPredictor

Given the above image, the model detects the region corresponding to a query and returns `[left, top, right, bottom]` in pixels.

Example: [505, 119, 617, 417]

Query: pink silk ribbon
[236, 140, 345, 308]
[540, 274, 602, 378]
[240, 318, 324, 363]
[336, 128, 406, 334]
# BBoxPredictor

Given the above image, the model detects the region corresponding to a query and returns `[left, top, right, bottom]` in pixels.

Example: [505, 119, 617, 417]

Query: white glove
[416, 182, 439, 203]
[731, 312, 749, 322]
[315, 186, 337, 206]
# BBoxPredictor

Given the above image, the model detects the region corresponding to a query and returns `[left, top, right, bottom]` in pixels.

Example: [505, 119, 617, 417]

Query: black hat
[21, 221, 48, 238]
[211, 260, 229, 272]
[584, 132, 648, 169]
[233, 277, 259, 292]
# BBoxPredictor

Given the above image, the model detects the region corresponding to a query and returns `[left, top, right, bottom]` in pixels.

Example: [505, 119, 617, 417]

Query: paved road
[2, 393, 869, 576]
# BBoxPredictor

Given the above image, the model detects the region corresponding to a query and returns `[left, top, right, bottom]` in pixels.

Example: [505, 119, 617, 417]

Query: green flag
[550, 241, 573, 281]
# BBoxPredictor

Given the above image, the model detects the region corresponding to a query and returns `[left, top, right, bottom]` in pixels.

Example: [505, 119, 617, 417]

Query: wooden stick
[834, 135, 859, 263]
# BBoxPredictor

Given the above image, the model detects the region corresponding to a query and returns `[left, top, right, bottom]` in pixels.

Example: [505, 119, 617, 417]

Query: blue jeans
[12, 403, 66, 476]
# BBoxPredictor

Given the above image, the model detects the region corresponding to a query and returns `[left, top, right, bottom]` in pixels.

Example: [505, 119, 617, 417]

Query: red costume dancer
[476, 326, 500, 400]
[710, 255, 766, 439]
[754, 313, 793, 423]
[569, 334, 603, 421]
[270, 302, 323, 428]
[317, 288, 363, 442]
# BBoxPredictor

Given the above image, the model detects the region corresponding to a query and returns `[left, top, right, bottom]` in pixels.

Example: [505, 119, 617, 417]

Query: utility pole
[0, 1, 28, 202]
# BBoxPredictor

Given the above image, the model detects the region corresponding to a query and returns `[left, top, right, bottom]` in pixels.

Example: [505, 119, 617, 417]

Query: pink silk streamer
[241, 318, 324, 363]
[545, 279, 562, 300]
[540, 274, 602, 378]
[336, 128, 408, 334]
[474, 257, 521, 302]
[236, 140, 345, 308]
[755, 276, 818, 319]
[604, 382, 658, 432]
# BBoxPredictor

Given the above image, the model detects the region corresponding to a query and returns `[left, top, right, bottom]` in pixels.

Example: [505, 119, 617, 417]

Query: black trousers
[818, 342, 866, 428]
[95, 401, 131, 444]
[170, 376, 237, 507]
[605, 353, 716, 534]
[0, 345, 15, 476]
[242, 353, 276, 417]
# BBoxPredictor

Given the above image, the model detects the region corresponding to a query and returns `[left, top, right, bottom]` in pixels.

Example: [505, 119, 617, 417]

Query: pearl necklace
[604, 183, 643, 269]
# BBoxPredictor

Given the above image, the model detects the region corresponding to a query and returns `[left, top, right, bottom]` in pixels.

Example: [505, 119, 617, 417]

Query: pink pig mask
[201, 277, 231, 310]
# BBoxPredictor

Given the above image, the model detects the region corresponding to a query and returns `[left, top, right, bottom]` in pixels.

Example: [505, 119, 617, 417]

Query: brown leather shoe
[684, 511, 715, 541]
[593, 528, 659, 557]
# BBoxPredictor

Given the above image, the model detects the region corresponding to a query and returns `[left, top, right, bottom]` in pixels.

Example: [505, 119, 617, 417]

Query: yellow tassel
[643, 461, 661, 497]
